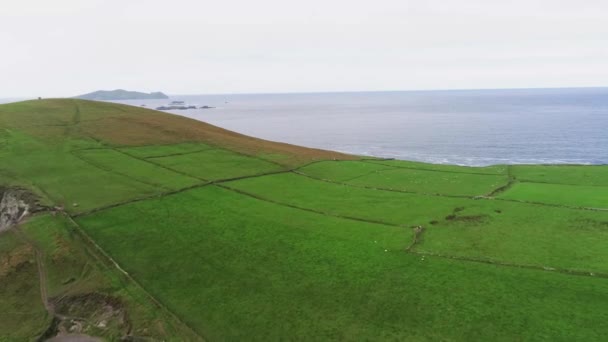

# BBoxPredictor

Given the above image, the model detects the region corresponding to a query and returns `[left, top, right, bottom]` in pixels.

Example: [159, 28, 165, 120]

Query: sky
[1, 0, 607, 97]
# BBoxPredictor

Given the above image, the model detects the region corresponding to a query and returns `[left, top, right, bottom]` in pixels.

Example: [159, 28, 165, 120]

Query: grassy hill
[1, 99, 608, 340]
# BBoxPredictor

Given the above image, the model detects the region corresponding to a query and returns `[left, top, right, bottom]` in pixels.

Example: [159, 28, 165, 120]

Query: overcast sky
[2, 0, 607, 97]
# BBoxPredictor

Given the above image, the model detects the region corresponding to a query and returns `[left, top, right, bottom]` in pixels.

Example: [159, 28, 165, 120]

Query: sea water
[113, 87, 608, 166]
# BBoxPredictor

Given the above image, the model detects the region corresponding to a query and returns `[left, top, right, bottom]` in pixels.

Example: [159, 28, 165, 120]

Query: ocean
[112, 87, 608, 166]
[7, 87, 607, 166]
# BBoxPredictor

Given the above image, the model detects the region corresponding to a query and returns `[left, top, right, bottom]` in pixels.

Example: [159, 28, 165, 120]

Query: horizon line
[3, 85, 608, 100]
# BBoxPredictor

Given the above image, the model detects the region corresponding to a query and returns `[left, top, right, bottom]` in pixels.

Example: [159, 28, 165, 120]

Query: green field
[76, 185, 608, 340]
[1, 99, 608, 340]
[511, 164, 608, 186]
[499, 182, 608, 209]
[366, 159, 509, 175]
[224, 172, 608, 273]
[118, 142, 214, 158]
[18, 214, 199, 340]
[0, 231, 49, 341]
[147, 148, 284, 180]
[299, 160, 508, 196]
[75, 148, 202, 189]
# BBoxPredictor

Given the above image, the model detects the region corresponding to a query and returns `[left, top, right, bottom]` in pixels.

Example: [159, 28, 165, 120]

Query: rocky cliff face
[0, 189, 31, 232]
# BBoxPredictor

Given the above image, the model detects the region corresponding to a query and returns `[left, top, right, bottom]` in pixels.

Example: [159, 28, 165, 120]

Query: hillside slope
[0, 99, 352, 163]
[1, 99, 608, 340]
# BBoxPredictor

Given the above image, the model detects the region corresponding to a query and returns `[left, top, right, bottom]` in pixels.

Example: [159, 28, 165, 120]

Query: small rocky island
[75, 89, 169, 100]
[156, 101, 215, 111]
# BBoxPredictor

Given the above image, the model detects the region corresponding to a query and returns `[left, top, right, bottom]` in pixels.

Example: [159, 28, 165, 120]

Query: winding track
[12, 227, 65, 321]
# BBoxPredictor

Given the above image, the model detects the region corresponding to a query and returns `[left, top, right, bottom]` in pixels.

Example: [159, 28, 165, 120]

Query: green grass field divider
[294, 169, 608, 213]
[360, 159, 503, 176]
[72, 182, 210, 218]
[125, 139, 289, 168]
[339, 166, 401, 183]
[486, 166, 516, 197]
[63, 214, 206, 341]
[408, 250, 608, 280]
[73, 134, 209, 182]
[70, 150, 173, 190]
[210, 168, 292, 183]
[64, 216, 130, 277]
[292, 170, 472, 199]
[144, 148, 215, 159]
[214, 145, 288, 167]
[405, 226, 425, 251]
[519, 179, 608, 186]
[216, 183, 411, 231]
[112, 147, 209, 182]
[73, 169, 294, 218]
[288, 158, 388, 173]
[70, 155, 336, 219]
[493, 197, 608, 212]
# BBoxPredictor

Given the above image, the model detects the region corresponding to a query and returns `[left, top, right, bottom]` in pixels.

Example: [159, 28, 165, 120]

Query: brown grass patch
[0, 244, 34, 277]
[445, 214, 489, 224]
[1, 99, 356, 167]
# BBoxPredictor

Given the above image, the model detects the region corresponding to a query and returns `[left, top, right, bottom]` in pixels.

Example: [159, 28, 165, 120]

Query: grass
[345, 168, 507, 196]
[298, 160, 396, 182]
[417, 202, 608, 273]
[499, 182, 608, 209]
[77, 185, 608, 341]
[1, 147, 157, 214]
[365, 159, 509, 175]
[225, 172, 458, 226]
[148, 148, 284, 180]
[511, 164, 608, 186]
[17, 214, 201, 340]
[118, 142, 214, 159]
[348, 169, 508, 196]
[77, 185, 410, 340]
[75, 148, 201, 189]
[225, 172, 608, 273]
[0, 99, 354, 167]
[299, 160, 508, 196]
[0, 99, 349, 340]
[2, 98, 608, 340]
[0, 231, 49, 341]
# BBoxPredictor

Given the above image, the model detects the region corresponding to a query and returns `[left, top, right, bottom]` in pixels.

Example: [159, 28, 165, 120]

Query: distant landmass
[75, 89, 169, 100]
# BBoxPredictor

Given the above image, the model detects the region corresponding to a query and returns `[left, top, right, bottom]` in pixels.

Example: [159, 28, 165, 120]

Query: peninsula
[74, 89, 169, 100]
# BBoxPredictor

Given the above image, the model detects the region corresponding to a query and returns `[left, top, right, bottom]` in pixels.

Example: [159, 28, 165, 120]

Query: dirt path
[33, 247, 51, 314]
[11, 227, 65, 321]
[62, 102, 82, 137]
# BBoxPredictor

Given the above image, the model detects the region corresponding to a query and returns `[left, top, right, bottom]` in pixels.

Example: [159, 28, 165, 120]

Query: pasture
[1, 99, 607, 340]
